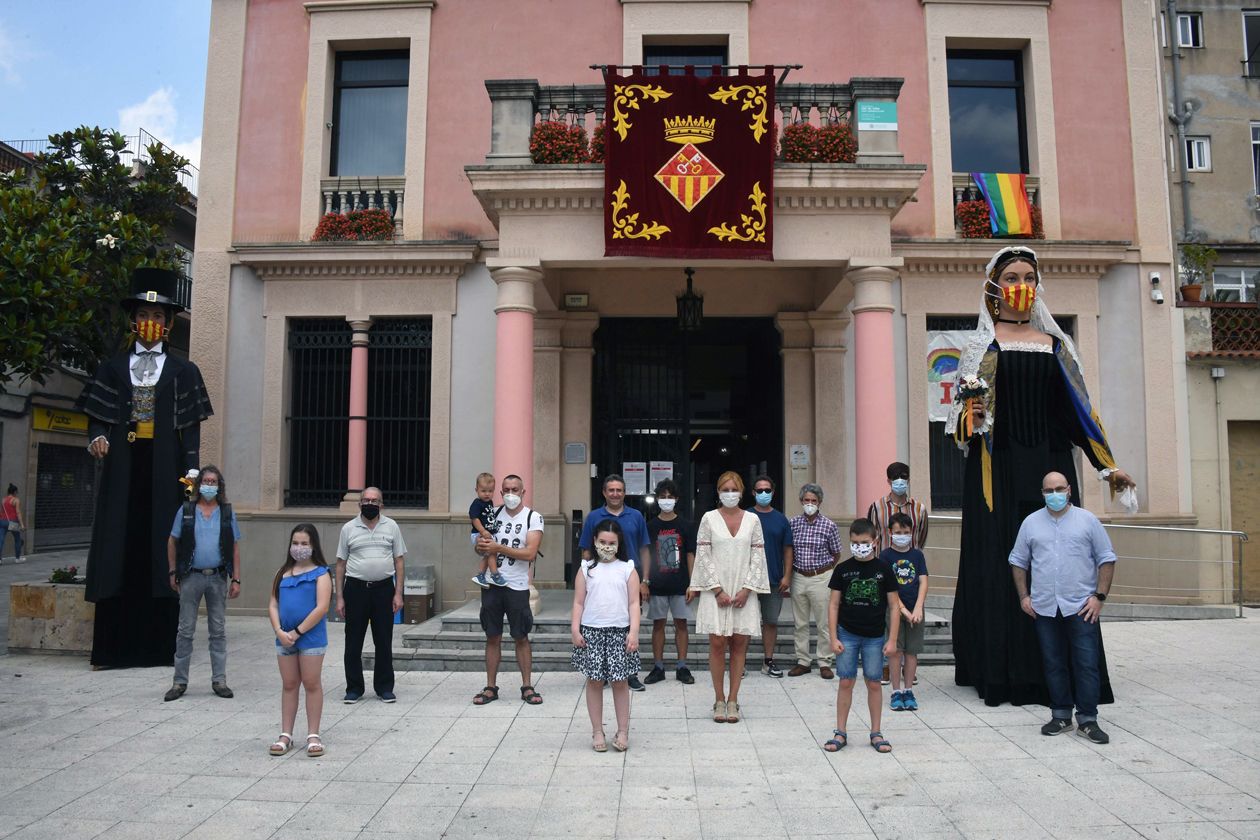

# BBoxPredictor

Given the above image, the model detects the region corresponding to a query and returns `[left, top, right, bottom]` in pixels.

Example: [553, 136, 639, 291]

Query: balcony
[1183, 302, 1260, 358]
[318, 176, 406, 238]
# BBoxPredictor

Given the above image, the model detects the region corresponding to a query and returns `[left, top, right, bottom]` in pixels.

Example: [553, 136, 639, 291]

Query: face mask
[1001, 282, 1037, 313]
[719, 491, 741, 509]
[198, 484, 218, 501]
[851, 542, 875, 559]
[503, 493, 522, 510]
[360, 503, 380, 520]
[595, 543, 619, 562]
[1044, 491, 1069, 512]
[754, 491, 773, 506]
[290, 545, 313, 563]
[657, 498, 676, 513]
[890, 479, 908, 496]
[891, 534, 912, 550]
[134, 318, 166, 344]
[802, 503, 819, 517]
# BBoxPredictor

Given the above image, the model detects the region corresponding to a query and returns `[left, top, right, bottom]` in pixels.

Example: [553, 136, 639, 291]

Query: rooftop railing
[0, 129, 199, 196]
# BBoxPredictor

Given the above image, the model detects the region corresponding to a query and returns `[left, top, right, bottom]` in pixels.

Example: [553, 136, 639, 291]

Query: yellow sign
[31, 407, 89, 434]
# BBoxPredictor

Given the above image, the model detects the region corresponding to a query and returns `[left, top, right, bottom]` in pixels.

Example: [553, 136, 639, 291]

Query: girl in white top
[571, 519, 642, 752]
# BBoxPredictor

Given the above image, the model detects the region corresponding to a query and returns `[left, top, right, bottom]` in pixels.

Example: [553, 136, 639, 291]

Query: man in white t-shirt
[472, 474, 545, 707]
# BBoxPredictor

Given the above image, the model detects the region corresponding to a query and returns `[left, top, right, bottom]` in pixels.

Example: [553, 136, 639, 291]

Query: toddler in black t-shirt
[470, 472, 506, 588]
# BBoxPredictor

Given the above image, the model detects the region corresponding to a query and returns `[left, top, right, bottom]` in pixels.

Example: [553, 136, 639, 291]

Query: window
[642, 43, 728, 77]
[1178, 12, 1203, 48]
[1185, 136, 1211, 171]
[1252, 123, 1260, 194]
[1212, 267, 1260, 302]
[331, 51, 409, 177]
[1246, 12, 1260, 76]
[366, 318, 433, 508]
[286, 319, 352, 507]
[947, 50, 1028, 174]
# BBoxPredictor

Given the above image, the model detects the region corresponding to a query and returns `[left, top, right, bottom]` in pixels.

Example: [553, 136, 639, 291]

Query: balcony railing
[1183, 302, 1260, 356]
[0, 129, 200, 196]
[175, 270, 193, 311]
[952, 172, 1040, 209]
[319, 176, 405, 237]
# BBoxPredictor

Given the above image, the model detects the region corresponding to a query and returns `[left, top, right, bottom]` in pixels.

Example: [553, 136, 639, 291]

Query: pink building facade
[196, 0, 1189, 615]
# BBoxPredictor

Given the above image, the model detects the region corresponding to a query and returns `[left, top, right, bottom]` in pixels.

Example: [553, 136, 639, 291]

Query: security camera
[1151, 288, 1165, 304]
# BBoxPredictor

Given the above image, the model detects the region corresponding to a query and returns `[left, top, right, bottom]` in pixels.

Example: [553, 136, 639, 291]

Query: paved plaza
[0, 554, 1256, 839]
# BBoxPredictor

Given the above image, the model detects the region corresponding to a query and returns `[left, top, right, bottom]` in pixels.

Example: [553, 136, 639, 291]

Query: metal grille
[1211, 305, 1260, 352]
[33, 443, 96, 548]
[286, 319, 352, 507]
[367, 318, 432, 508]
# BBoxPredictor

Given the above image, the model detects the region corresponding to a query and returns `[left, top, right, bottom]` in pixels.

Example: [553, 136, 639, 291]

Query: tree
[0, 126, 191, 384]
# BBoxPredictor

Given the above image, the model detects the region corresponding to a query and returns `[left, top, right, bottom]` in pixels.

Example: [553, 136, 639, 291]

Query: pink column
[849, 267, 899, 514]
[490, 264, 541, 496]
[344, 320, 371, 508]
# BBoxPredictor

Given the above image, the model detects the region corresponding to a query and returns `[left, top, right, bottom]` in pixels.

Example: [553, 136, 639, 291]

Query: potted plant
[1179, 243, 1218, 302]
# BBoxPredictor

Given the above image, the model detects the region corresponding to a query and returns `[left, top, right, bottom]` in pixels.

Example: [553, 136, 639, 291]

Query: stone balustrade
[952, 172, 1041, 209]
[319, 176, 406, 236]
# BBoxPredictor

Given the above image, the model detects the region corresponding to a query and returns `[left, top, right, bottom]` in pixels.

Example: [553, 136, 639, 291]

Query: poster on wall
[649, 461, 673, 489]
[622, 462, 648, 495]
[926, 331, 972, 422]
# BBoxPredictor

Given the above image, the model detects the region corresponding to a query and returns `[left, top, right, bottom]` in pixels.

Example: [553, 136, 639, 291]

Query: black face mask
[360, 504, 380, 521]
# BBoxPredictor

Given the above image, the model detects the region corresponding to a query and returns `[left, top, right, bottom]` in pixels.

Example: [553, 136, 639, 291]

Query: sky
[0, 2, 211, 169]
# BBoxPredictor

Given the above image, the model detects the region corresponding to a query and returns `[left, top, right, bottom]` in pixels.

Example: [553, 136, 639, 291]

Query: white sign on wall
[649, 461, 673, 490]
[622, 462, 648, 495]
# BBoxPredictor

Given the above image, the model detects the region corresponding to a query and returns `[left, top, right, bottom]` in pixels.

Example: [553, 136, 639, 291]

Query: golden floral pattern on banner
[708, 182, 767, 243]
[611, 180, 671, 239]
[611, 84, 672, 141]
[709, 85, 769, 143]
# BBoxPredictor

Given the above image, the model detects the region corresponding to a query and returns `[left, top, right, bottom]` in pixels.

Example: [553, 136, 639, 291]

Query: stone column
[848, 266, 899, 514]
[485, 79, 541, 165]
[560, 314, 599, 521]
[490, 261, 541, 497]
[808, 313, 849, 514]
[342, 319, 371, 512]
[776, 313, 815, 516]
[533, 315, 564, 515]
[850, 77, 904, 165]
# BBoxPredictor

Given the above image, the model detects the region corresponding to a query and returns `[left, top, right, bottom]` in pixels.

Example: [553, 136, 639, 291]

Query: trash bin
[404, 564, 437, 624]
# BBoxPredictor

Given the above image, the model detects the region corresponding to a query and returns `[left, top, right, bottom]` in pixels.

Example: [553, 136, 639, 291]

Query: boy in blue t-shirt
[470, 472, 506, 588]
[882, 512, 929, 712]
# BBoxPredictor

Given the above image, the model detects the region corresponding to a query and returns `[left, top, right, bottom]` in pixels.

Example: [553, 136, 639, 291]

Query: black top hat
[122, 267, 184, 312]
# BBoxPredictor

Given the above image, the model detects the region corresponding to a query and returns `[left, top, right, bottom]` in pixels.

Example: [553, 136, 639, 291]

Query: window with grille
[331, 51, 409, 177]
[1212, 267, 1260, 303]
[286, 319, 352, 507]
[367, 318, 432, 508]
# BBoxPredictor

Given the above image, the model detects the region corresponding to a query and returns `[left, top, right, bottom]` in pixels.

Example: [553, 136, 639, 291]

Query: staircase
[370, 589, 955, 672]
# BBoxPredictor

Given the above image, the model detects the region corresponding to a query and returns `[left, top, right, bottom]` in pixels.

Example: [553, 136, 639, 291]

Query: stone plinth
[8, 581, 94, 656]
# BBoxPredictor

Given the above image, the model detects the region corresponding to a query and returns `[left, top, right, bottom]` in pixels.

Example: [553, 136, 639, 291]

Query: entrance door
[592, 318, 783, 520]
[1228, 421, 1260, 603]
[34, 442, 96, 549]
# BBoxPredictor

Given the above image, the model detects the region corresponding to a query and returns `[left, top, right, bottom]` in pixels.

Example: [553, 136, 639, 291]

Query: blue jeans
[835, 627, 885, 682]
[1, 522, 22, 560]
[1034, 610, 1102, 724]
[173, 572, 228, 685]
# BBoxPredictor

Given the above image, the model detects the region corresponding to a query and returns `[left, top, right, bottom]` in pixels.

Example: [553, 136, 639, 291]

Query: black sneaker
[644, 666, 667, 685]
[761, 660, 783, 678]
[1077, 722, 1110, 744]
[627, 675, 645, 692]
[343, 691, 363, 704]
[1040, 717, 1074, 736]
[675, 666, 695, 684]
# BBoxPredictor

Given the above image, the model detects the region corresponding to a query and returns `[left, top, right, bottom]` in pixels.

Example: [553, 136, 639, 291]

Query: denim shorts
[277, 644, 327, 657]
[835, 627, 884, 682]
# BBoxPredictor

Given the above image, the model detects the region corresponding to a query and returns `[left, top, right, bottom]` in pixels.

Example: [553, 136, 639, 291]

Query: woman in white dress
[690, 471, 770, 723]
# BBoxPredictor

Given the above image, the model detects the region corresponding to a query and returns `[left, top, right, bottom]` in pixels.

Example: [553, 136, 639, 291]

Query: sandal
[612, 730, 629, 752]
[823, 729, 847, 752]
[269, 733, 292, 756]
[712, 701, 728, 723]
[592, 730, 607, 753]
[869, 731, 892, 753]
[520, 685, 543, 705]
[472, 686, 499, 705]
[726, 702, 741, 723]
[306, 734, 324, 757]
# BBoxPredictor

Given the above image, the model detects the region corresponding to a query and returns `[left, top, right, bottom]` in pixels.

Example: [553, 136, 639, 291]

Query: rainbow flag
[970, 172, 1032, 236]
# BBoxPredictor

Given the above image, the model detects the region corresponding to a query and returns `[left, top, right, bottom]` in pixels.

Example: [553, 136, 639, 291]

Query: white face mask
[802, 503, 819, 517]
[657, 498, 677, 513]
[719, 491, 741, 508]
[595, 543, 619, 562]
[851, 542, 875, 558]
[891, 534, 913, 550]
[503, 493, 522, 509]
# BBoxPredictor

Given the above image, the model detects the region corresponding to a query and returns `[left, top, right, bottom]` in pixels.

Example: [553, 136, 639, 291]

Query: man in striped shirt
[867, 462, 929, 552]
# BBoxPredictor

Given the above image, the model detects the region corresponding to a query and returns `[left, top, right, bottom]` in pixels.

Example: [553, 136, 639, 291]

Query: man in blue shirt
[579, 474, 651, 690]
[165, 466, 242, 701]
[1009, 471, 1116, 744]
[748, 475, 793, 677]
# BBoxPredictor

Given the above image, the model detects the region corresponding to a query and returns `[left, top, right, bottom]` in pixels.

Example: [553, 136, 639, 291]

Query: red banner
[604, 67, 774, 260]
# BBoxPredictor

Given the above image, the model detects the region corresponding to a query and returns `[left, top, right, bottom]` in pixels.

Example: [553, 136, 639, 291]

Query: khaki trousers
[791, 571, 835, 667]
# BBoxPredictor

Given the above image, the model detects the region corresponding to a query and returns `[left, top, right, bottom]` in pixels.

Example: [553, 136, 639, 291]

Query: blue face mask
[199, 484, 219, 501]
[754, 491, 773, 506]
[891, 479, 909, 496]
[1044, 491, 1069, 512]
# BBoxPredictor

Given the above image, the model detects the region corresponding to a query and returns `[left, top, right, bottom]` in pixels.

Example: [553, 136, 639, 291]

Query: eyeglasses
[1041, 487, 1069, 495]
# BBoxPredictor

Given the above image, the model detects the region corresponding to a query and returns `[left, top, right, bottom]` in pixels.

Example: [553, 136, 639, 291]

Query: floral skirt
[571, 625, 641, 683]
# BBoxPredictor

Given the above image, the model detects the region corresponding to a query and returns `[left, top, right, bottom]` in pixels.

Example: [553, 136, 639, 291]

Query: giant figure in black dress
[79, 268, 213, 668]
[947, 246, 1134, 707]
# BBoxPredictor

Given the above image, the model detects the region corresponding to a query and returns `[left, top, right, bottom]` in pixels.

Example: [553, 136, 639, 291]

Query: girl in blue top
[268, 523, 332, 757]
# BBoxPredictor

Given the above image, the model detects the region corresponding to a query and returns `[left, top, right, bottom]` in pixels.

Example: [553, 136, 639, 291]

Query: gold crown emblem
[663, 115, 716, 144]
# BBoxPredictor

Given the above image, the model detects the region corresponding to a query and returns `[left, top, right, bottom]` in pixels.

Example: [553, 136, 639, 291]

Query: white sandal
[306, 733, 325, 757]
[269, 733, 292, 756]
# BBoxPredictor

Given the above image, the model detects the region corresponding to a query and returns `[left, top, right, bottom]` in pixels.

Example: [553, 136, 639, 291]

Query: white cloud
[0, 20, 27, 86]
[117, 87, 201, 170]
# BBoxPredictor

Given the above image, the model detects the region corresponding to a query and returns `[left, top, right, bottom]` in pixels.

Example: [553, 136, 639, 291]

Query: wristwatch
[230, 578, 241, 585]
[1094, 591, 1107, 602]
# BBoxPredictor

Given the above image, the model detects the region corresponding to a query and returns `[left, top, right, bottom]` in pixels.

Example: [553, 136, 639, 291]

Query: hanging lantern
[676, 267, 703, 331]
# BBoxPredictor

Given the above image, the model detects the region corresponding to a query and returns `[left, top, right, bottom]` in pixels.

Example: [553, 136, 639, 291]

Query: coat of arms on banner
[603, 67, 775, 260]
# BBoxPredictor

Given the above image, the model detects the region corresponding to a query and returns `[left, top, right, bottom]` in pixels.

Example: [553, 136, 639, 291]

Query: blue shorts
[277, 644, 327, 657]
[835, 627, 884, 682]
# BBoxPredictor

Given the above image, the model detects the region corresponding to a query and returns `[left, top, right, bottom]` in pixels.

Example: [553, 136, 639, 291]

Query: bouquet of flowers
[955, 374, 989, 436]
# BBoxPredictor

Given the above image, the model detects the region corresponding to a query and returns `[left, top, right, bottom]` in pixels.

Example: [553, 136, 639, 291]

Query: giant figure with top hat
[78, 268, 213, 669]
